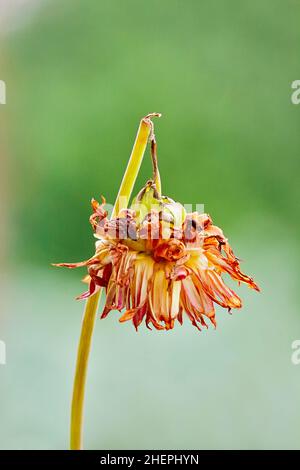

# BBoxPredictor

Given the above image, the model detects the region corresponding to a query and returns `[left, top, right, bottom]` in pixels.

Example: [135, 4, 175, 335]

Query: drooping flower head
[54, 118, 259, 331]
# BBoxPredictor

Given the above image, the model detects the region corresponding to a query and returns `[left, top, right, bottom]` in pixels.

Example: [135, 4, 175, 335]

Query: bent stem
[151, 140, 161, 197]
[149, 116, 162, 197]
[70, 113, 161, 450]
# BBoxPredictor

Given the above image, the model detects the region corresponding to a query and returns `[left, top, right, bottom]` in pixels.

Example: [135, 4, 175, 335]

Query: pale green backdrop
[0, 0, 299, 449]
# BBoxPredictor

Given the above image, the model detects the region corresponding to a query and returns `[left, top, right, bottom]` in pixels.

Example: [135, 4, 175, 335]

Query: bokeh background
[0, 0, 300, 450]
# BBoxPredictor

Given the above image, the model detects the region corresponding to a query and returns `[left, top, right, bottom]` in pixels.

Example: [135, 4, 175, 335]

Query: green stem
[70, 113, 160, 450]
[70, 291, 101, 450]
[151, 139, 162, 197]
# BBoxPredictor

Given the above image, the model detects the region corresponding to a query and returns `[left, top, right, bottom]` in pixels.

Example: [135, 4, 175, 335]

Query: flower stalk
[70, 113, 161, 450]
[149, 117, 162, 197]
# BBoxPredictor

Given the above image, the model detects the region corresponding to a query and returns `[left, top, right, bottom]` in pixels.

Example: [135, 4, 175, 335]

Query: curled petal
[153, 239, 187, 262]
[90, 196, 108, 231]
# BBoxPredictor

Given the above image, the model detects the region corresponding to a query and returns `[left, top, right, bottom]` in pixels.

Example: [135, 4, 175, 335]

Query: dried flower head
[55, 177, 259, 331]
[63, 114, 260, 451]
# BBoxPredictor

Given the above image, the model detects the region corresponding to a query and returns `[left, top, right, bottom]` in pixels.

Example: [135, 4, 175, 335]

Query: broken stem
[151, 139, 161, 197]
[148, 114, 162, 197]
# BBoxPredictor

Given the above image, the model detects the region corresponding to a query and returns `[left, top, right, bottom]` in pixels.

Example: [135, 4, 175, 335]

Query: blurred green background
[1, 0, 300, 449]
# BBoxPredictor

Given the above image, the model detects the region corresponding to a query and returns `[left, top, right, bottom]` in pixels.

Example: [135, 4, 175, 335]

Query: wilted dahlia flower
[55, 180, 259, 331]
[57, 114, 259, 450]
